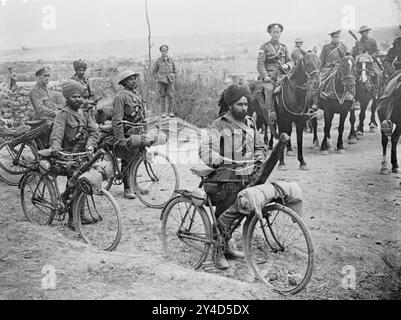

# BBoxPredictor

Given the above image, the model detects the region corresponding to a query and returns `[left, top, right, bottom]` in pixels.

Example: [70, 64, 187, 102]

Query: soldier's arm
[254, 128, 267, 160]
[172, 59, 177, 75]
[319, 47, 326, 69]
[256, 46, 269, 79]
[85, 114, 100, 150]
[111, 95, 126, 145]
[283, 46, 294, 69]
[198, 121, 224, 168]
[383, 47, 397, 74]
[49, 113, 66, 150]
[29, 88, 57, 119]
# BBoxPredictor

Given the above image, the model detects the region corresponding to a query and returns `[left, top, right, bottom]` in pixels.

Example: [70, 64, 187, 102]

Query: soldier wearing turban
[71, 59, 95, 112]
[198, 84, 266, 269]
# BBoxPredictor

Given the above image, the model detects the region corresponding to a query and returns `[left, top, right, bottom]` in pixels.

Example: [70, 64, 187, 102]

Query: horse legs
[311, 117, 319, 149]
[357, 98, 368, 136]
[268, 129, 274, 150]
[337, 108, 348, 153]
[286, 124, 295, 156]
[296, 120, 308, 170]
[391, 124, 401, 173]
[348, 108, 357, 144]
[369, 98, 378, 131]
[381, 130, 390, 175]
[277, 117, 288, 169]
[320, 106, 334, 155]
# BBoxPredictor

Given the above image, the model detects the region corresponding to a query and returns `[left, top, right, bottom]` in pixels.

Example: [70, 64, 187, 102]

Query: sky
[0, 0, 400, 50]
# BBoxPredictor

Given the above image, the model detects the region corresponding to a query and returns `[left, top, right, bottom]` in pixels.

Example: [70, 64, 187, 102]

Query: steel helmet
[118, 69, 139, 85]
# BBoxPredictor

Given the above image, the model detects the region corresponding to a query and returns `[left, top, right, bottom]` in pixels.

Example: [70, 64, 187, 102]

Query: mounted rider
[257, 23, 294, 125]
[378, 37, 401, 134]
[291, 38, 308, 66]
[351, 25, 383, 97]
[199, 84, 267, 269]
[319, 30, 348, 78]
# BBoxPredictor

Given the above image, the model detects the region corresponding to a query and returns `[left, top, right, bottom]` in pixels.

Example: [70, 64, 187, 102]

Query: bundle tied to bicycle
[76, 160, 114, 195]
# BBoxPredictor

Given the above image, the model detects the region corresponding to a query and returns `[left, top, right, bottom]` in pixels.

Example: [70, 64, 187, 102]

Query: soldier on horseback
[351, 26, 383, 98]
[319, 30, 348, 78]
[257, 23, 294, 125]
[291, 38, 307, 66]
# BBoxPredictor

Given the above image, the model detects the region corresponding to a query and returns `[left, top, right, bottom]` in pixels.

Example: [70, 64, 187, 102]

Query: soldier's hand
[268, 111, 277, 122]
[86, 146, 94, 155]
[263, 76, 271, 82]
[281, 64, 289, 70]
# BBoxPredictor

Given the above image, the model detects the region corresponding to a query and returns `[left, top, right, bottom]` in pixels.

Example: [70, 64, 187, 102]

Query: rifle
[248, 133, 290, 187]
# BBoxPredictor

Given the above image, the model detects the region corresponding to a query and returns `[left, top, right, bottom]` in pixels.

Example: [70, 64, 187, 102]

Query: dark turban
[61, 79, 85, 99]
[218, 84, 251, 117]
[35, 66, 51, 77]
[73, 59, 87, 71]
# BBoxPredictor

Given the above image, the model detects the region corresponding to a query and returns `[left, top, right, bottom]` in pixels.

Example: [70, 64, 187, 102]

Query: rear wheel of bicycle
[131, 151, 179, 209]
[160, 196, 212, 270]
[73, 189, 122, 251]
[0, 140, 37, 186]
[20, 171, 56, 226]
[243, 203, 314, 295]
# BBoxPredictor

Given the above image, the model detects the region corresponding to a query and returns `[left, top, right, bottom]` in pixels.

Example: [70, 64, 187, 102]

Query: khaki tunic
[50, 107, 99, 152]
[111, 88, 146, 145]
[257, 41, 294, 81]
[29, 83, 59, 120]
[319, 42, 348, 75]
[199, 113, 266, 175]
[152, 56, 177, 84]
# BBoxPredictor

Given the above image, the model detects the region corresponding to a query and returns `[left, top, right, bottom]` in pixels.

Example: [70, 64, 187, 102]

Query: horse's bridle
[286, 59, 320, 93]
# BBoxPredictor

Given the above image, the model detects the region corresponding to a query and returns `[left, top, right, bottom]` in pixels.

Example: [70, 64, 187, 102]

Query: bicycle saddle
[190, 167, 216, 177]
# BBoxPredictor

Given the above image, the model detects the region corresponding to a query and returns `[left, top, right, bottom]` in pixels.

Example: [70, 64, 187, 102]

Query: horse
[274, 52, 321, 170]
[351, 53, 380, 141]
[318, 55, 357, 155]
[378, 84, 401, 175]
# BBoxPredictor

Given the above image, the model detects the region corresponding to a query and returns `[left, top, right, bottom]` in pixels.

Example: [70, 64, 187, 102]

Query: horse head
[356, 53, 373, 84]
[338, 55, 356, 98]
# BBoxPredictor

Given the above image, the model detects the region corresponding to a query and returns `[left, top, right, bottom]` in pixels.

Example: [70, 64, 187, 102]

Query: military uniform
[29, 83, 59, 120]
[256, 40, 294, 116]
[319, 42, 348, 77]
[199, 112, 266, 215]
[152, 56, 177, 114]
[111, 87, 146, 190]
[50, 106, 99, 152]
[71, 74, 93, 100]
[383, 43, 401, 76]
[352, 37, 382, 94]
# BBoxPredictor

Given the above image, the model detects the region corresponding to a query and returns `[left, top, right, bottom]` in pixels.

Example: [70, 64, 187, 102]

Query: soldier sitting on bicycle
[198, 84, 267, 269]
[49, 79, 100, 228]
[111, 69, 148, 199]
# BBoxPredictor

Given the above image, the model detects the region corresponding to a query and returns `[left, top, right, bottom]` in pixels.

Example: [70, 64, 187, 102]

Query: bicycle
[19, 148, 122, 251]
[0, 119, 50, 186]
[98, 120, 179, 209]
[160, 156, 315, 295]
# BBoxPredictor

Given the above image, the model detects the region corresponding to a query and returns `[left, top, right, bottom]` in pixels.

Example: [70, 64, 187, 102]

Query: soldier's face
[230, 96, 248, 121]
[271, 29, 281, 41]
[67, 93, 83, 110]
[360, 31, 369, 39]
[122, 75, 138, 90]
[161, 47, 168, 58]
[331, 35, 340, 44]
[296, 42, 303, 48]
[38, 72, 50, 86]
[76, 67, 86, 78]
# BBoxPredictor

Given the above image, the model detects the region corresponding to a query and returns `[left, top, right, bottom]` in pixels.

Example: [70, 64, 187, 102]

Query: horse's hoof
[348, 137, 357, 144]
[299, 164, 309, 171]
[286, 150, 296, 157]
[337, 149, 346, 154]
[380, 168, 389, 175]
[356, 131, 363, 139]
[392, 168, 400, 173]
[320, 150, 329, 155]
[278, 165, 287, 171]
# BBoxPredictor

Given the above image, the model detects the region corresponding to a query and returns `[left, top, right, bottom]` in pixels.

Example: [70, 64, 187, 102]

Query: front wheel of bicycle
[0, 140, 37, 186]
[160, 196, 212, 270]
[131, 151, 179, 209]
[243, 203, 314, 295]
[72, 189, 122, 251]
[20, 171, 56, 226]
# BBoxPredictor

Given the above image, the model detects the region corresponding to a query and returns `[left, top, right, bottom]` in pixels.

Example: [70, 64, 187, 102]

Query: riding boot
[225, 240, 245, 260]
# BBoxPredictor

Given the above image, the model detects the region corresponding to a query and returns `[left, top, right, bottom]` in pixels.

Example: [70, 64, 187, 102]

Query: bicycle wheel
[131, 151, 179, 209]
[0, 140, 37, 186]
[20, 171, 56, 226]
[160, 196, 212, 270]
[98, 148, 116, 191]
[73, 189, 122, 251]
[243, 203, 314, 295]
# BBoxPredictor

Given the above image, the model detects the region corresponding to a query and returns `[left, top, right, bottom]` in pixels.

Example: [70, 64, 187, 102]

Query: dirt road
[0, 112, 400, 300]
